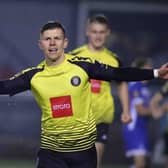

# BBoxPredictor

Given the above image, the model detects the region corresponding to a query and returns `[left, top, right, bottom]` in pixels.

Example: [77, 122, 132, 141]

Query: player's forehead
[41, 28, 64, 37]
[88, 22, 108, 30]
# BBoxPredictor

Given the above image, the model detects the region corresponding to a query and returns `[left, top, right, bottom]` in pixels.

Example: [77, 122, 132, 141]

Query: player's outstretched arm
[0, 67, 42, 96]
[0, 76, 29, 96]
[73, 61, 168, 81]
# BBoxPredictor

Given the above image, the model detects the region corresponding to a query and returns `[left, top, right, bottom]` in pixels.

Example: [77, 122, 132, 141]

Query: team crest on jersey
[71, 76, 81, 86]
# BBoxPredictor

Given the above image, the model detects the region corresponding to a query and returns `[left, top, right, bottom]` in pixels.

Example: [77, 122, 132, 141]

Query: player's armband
[153, 69, 159, 78]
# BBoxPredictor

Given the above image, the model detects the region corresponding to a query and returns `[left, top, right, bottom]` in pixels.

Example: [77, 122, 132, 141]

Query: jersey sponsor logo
[91, 79, 102, 93]
[50, 95, 73, 118]
[71, 76, 81, 86]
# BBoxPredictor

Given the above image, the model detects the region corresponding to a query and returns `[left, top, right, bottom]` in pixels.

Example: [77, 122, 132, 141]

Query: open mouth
[48, 48, 58, 54]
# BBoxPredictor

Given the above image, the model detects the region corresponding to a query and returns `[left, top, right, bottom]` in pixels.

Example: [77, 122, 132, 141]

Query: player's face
[39, 28, 68, 66]
[86, 22, 110, 50]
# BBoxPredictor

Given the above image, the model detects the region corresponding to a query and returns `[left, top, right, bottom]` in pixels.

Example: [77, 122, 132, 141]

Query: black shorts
[36, 146, 97, 168]
[96, 123, 109, 144]
[163, 132, 168, 155]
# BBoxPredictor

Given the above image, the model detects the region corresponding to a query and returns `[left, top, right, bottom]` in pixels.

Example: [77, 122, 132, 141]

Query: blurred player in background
[122, 57, 155, 168]
[150, 81, 168, 168]
[70, 14, 130, 168]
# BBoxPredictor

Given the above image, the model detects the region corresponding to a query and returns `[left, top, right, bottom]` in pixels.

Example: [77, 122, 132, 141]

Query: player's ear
[63, 38, 68, 49]
[86, 24, 90, 37]
[38, 40, 43, 50]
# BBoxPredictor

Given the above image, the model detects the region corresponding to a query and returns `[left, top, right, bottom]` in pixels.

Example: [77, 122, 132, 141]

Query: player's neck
[87, 44, 104, 52]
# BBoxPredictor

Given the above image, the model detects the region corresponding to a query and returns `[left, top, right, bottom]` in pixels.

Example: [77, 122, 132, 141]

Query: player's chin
[48, 55, 59, 61]
[94, 43, 104, 49]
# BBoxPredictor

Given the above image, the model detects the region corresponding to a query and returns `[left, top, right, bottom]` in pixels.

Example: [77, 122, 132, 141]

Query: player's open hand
[121, 112, 132, 124]
[158, 63, 168, 79]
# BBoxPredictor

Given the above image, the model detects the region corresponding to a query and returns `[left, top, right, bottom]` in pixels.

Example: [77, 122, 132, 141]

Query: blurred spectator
[150, 81, 168, 168]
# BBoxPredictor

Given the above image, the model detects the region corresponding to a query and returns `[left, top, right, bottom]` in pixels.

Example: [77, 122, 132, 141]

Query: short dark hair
[40, 21, 66, 37]
[88, 14, 110, 28]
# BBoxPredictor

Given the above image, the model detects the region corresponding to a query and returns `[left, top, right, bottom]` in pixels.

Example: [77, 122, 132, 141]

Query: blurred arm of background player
[118, 81, 132, 123]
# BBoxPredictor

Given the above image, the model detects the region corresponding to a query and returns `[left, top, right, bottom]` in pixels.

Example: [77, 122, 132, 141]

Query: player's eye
[45, 37, 50, 41]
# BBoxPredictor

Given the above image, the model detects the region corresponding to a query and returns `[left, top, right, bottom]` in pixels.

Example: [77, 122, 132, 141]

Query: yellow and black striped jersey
[0, 54, 155, 152]
[70, 45, 121, 123]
